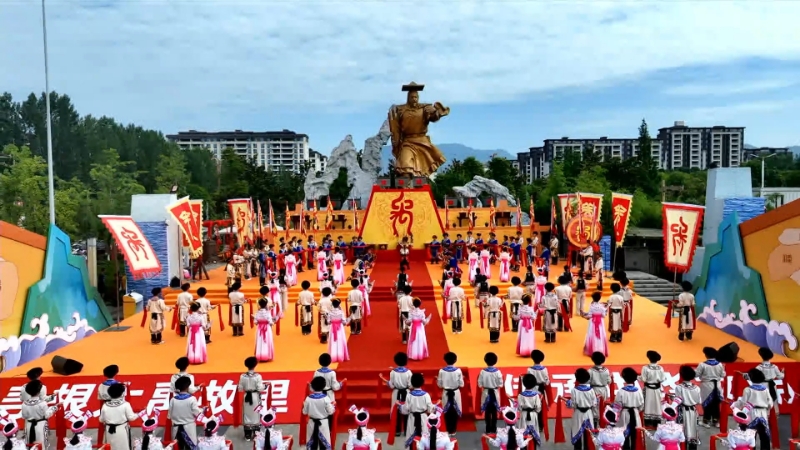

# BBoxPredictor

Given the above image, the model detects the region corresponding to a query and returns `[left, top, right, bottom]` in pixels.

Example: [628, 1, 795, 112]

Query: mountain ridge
[379, 143, 514, 171]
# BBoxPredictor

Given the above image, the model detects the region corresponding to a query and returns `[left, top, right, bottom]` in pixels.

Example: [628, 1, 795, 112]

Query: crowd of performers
[4, 343, 787, 450]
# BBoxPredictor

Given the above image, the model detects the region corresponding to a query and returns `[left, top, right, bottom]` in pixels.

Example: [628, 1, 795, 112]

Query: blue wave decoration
[0, 313, 97, 372]
[126, 221, 169, 298]
[698, 300, 798, 356]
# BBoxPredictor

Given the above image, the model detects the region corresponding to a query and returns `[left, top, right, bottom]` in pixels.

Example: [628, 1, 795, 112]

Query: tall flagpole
[42, 0, 56, 224]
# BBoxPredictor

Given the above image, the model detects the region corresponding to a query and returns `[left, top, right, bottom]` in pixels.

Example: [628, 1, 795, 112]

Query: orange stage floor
[1, 263, 792, 383]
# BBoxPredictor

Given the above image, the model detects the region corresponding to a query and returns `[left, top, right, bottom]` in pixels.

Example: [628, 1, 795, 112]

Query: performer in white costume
[419, 408, 456, 450]
[19, 381, 59, 449]
[483, 401, 533, 450]
[0, 412, 26, 450]
[195, 413, 227, 450]
[254, 406, 292, 450]
[345, 405, 379, 450]
[133, 409, 174, 450]
[643, 399, 686, 450]
[64, 410, 94, 450]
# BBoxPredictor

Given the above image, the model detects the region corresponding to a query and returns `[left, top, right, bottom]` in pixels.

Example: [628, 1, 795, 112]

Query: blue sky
[2, 1, 799, 155]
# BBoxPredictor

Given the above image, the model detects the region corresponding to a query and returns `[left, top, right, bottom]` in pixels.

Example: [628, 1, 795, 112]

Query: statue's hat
[402, 82, 425, 92]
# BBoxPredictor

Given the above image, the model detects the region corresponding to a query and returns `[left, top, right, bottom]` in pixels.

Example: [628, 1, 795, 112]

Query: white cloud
[1, 0, 800, 131]
[663, 80, 797, 96]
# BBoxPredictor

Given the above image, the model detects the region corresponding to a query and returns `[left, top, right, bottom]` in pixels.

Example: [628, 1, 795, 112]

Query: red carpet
[338, 257, 449, 372]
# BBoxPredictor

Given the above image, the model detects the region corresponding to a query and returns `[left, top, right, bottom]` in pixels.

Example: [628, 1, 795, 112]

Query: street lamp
[760, 153, 776, 198]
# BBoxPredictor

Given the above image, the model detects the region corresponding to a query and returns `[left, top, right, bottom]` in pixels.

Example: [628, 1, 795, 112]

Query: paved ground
[41, 416, 796, 449]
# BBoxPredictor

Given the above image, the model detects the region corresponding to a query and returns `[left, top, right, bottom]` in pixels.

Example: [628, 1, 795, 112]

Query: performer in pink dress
[498, 247, 511, 282]
[267, 273, 282, 316]
[583, 292, 609, 357]
[534, 268, 547, 307]
[186, 303, 208, 364]
[316, 250, 327, 281]
[284, 253, 298, 287]
[333, 248, 346, 285]
[514, 295, 537, 357]
[480, 248, 491, 279]
[326, 299, 351, 363]
[468, 248, 479, 283]
[358, 269, 372, 317]
[253, 299, 276, 362]
[406, 299, 432, 361]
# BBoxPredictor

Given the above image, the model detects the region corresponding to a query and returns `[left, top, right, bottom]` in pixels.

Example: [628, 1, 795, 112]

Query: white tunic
[21, 397, 58, 447]
[345, 427, 379, 450]
[388, 367, 413, 405]
[133, 435, 173, 450]
[196, 434, 227, 450]
[615, 386, 644, 431]
[695, 360, 726, 406]
[99, 398, 138, 450]
[591, 426, 626, 450]
[517, 390, 542, 433]
[64, 434, 93, 450]
[238, 371, 265, 427]
[254, 428, 290, 450]
[640, 364, 667, 421]
[169, 372, 199, 395]
[302, 393, 336, 449]
[168, 394, 202, 446]
[647, 422, 685, 450]
[313, 368, 342, 402]
[399, 390, 435, 438]
[477, 368, 504, 410]
[567, 385, 597, 444]
[437, 366, 464, 415]
[485, 427, 529, 449]
[674, 381, 702, 444]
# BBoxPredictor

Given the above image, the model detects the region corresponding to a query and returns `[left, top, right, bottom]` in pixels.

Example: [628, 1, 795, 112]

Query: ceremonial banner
[550, 198, 556, 235]
[257, 200, 265, 240]
[352, 199, 359, 234]
[516, 198, 522, 233]
[268, 200, 277, 236]
[529, 197, 535, 233]
[444, 196, 450, 230]
[248, 199, 256, 242]
[311, 200, 319, 231]
[557, 194, 573, 232]
[299, 201, 305, 235]
[285, 202, 290, 239]
[611, 193, 633, 247]
[168, 197, 203, 258]
[227, 199, 251, 247]
[325, 197, 334, 230]
[99, 215, 162, 279]
[178, 200, 203, 255]
[577, 193, 604, 226]
[662, 202, 705, 273]
[489, 198, 496, 232]
[467, 199, 475, 230]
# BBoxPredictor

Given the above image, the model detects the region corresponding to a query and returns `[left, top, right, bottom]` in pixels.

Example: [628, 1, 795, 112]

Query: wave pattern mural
[0, 313, 97, 372]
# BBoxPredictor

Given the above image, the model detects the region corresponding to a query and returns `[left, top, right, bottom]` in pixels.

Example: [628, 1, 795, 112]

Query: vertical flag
[444, 196, 450, 230]
[326, 196, 334, 230]
[285, 202, 291, 239]
[467, 198, 475, 231]
[268, 200, 277, 236]
[576, 192, 585, 236]
[299, 200, 305, 235]
[488, 198, 496, 232]
[257, 200, 265, 240]
[352, 199, 360, 233]
[550, 197, 557, 235]
[529, 196, 536, 234]
[312, 199, 319, 230]
[516, 198, 523, 233]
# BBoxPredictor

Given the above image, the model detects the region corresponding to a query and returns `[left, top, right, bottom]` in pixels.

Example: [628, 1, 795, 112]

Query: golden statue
[388, 82, 450, 177]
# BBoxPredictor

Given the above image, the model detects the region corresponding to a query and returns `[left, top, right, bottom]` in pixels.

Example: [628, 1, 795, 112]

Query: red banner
[529, 196, 535, 233]
[566, 213, 603, 247]
[516, 198, 522, 233]
[168, 197, 203, 258]
[557, 194, 574, 232]
[662, 202, 705, 273]
[467, 198, 474, 231]
[611, 193, 633, 247]
[325, 197, 334, 230]
[489, 198, 496, 232]
[99, 216, 162, 279]
[577, 193, 603, 225]
[227, 199, 251, 247]
[257, 200, 265, 240]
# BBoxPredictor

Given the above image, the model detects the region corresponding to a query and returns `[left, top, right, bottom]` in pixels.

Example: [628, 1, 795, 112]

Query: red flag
[515, 198, 522, 233]
[268, 200, 277, 236]
[576, 192, 585, 236]
[352, 199, 359, 233]
[326, 197, 334, 230]
[488, 198, 496, 232]
[444, 196, 450, 230]
[467, 198, 474, 231]
[550, 197, 557, 235]
[99, 215, 162, 279]
[312, 199, 319, 230]
[299, 201, 305, 235]
[529, 196, 536, 233]
[257, 200, 265, 240]
[285, 202, 291, 239]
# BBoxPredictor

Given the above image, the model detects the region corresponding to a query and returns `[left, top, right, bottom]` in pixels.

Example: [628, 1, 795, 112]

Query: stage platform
[1, 259, 797, 432]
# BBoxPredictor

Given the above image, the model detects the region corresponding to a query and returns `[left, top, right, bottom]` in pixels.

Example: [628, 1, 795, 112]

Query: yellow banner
[360, 187, 444, 249]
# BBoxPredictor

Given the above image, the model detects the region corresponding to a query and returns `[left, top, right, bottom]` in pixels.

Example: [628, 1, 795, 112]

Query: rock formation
[452, 176, 518, 207]
[303, 120, 391, 209]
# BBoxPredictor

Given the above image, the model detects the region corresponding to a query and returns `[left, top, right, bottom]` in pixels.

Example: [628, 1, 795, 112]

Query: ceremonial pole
[42, 0, 56, 224]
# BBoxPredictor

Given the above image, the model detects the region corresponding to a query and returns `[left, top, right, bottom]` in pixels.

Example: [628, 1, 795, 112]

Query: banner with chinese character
[99, 215, 162, 279]
[311, 199, 319, 231]
[577, 193, 603, 224]
[257, 200, 265, 240]
[557, 194, 574, 232]
[611, 193, 633, 247]
[467, 198, 475, 230]
[168, 197, 203, 258]
[662, 202, 705, 273]
[179, 200, 203, 250]
[227, 199, 251, 247]
[325, 196, 334, 230]
[488, 197, 496, 232]
[516, 198, 522, 233]
[529, 196, 535, 233]
[268, 200, 277, 236]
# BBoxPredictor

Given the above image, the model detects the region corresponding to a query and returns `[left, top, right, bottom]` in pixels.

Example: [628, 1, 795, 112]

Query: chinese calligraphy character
[580, 203, 596, 218]
[613, 204, 628, 227]
[56, 383, 96, 412]
[205, 379, 237, 415]
[389, 192, 414, 237]
[261, 380, 290, 413]
[146, 382, 173, 412]
[236, 209, 247, 231]
[120, 227, 150, 262]
[670, 216, 689, 257]
[783, 254, 792, 264]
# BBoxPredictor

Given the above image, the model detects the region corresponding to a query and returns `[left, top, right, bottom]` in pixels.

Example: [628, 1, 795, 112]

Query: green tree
[486, 156, 520, 195]
[328, 168, 352, 204]
[154, 147, 190, 195]
[632, 119, 661, 197]
[89, 149, 146, 224]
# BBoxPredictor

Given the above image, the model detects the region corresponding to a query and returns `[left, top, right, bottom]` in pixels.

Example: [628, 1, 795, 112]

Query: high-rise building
[741, 146, 790, 162]
[166, 129, 315, 172]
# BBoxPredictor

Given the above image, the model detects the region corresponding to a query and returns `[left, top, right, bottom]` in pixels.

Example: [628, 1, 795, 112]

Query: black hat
[531, 350, 545, 364]
[319, 353, 332, 367]
[522, 374, 536, 389]
[610, 283, 620, 293]
[591, 352, 606, 365]
[703, 347, 718, 359]
[747, 368, 766, 384]
[310, 376, 327, 392]
[544, 282, 555, 291]
[107, 383, 126, 399]
[646, 351, 661, 363]
[26, 367, 43, 380]
[25, 380, 43, 396]
[758, 347, 774, 361]
[175, 376, 192, 392]
[681, 281, 693, 292]
[394, 352, 408, 366]
[621, 367, 638, 384]
[245, 357, 258, 370]
[444, 352, 457, 365]
[103, 365, 119, 378]
[484, 352, 498, 366]
[575, 368, 590, 384]
[411, 373, 424, 388]
[679, 365, 696, 381]
[175, 357, 190, 371]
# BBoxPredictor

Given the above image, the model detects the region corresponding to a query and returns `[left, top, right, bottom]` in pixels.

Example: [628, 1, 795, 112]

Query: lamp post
[41, 0, 56, 224]
[760, 153, 776, 198]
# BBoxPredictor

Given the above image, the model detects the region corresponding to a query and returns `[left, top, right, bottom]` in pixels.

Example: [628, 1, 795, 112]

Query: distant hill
[380, 143, 514, 172]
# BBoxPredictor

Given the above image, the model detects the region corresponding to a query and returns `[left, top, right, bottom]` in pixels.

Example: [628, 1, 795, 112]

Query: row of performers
[7, 340, 785, 450]
[226, 236, 376, 286]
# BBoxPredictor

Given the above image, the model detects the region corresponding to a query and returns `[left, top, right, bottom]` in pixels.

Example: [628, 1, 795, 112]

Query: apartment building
[516, 121, 742, 181]
[166, 129, 317, 173]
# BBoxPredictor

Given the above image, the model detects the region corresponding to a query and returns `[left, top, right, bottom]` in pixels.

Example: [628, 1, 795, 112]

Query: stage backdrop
[0, 224, 112, 373]
[0, 221, 46, 338]
[741, 198, 800, 360]
[359, 185, 444, 249]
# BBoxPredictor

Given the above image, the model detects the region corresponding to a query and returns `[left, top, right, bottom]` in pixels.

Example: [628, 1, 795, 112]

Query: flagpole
[42, 0, 56, 224]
